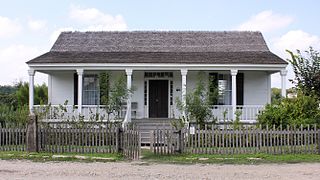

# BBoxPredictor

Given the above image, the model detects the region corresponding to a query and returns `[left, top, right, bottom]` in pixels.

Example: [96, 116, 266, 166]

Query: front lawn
[141, 149, 320, 164]
[0, 151, 124, 162]
[1, 150, 320, 164]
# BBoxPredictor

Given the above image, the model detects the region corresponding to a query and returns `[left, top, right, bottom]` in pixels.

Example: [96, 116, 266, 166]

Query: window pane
[83, 75, 100, 105]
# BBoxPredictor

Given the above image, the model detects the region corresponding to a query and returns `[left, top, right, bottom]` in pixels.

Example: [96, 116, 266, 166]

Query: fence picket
[2, 122, 320, 159]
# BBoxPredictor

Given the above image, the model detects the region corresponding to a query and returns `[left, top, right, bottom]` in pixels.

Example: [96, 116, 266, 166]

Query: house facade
[27, 31, 288, 123]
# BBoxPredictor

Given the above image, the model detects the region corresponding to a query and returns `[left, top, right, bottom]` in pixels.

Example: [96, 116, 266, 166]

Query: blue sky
[0, 0, 320, 87]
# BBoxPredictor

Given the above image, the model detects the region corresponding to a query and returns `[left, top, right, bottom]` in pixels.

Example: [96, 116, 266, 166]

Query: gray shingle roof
[51, 31, 269, 52]
[27, 31, 287, 65]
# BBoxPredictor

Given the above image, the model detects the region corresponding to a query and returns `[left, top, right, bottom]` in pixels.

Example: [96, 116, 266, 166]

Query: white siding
[243, 71, 269, 105]
[131, 71, 144, 119]
[172, 71, 182, 118]
[50, 72, 74, 105]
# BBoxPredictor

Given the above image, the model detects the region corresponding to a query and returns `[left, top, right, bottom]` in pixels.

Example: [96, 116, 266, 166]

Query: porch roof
[27, 51, 286, 64]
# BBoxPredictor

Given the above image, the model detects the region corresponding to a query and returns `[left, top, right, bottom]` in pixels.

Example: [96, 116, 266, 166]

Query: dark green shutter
[73, 73, 78, 105]
[209, 73, 218, 105]
[236, 73, 244, 105]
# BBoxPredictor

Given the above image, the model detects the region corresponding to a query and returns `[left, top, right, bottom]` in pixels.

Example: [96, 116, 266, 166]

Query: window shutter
[236, 73, 244, 105]
[74, 73, 78, 105]
[209, 73, 218, 105]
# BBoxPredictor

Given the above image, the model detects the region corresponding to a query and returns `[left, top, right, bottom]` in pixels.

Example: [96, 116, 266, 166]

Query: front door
[149, 80, 168, 118]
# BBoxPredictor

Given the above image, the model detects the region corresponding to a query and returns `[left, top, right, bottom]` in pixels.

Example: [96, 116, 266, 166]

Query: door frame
[144, 76, 172, 119]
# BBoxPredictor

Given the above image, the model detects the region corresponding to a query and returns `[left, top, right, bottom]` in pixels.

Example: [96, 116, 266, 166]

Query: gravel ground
[0, 160, 319, 180]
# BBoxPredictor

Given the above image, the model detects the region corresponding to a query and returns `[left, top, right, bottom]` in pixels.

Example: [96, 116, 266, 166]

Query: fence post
[174, 129, 182, 153]
[116, 125, 123, 153]
[318, 129, 320, 155]
[26, 114, 38, 152]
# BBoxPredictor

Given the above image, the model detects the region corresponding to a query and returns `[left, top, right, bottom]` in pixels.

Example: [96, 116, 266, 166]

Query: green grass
[1, 150, 320, 164]
[0, 151, 124, 162]
[141, 149, 320, 164]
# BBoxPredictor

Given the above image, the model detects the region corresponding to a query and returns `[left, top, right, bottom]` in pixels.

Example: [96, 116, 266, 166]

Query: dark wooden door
[149, 80, 168, 118]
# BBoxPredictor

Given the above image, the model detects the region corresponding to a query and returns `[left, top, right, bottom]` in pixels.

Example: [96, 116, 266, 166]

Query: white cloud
[270, 30, 320, 88]
[69, 5, 127, 31]
[237, 10, 293, 33]
[0, 16, 21, 38]
[0, 45, 47, 85]
[49, 5, 127, 44]
[28, 19, 47, 31]
[272, 30, 320, 55]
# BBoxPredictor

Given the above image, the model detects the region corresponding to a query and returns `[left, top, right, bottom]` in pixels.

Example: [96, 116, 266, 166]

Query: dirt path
[0, 160, 319, 180]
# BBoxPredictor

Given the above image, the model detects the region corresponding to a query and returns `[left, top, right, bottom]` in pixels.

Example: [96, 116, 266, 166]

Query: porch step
[132, 119, 173, 144]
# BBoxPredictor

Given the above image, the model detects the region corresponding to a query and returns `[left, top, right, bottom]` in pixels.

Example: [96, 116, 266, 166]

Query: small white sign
[190, 126, 195, 135]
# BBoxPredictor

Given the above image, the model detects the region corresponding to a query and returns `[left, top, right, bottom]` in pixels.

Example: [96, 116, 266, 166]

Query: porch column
[231, 69, 238, 120]
[28, 69, 35, 114]
[77, 69, 84, 114]
[181, 69, 188, 118]
[124, 68, 133, 124]
[280, 69, 287, 97]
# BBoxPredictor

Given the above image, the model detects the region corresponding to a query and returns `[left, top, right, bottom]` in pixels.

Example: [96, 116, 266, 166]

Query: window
[83, 75, 100, 105]
[218, 74, 231, 105]
[209, 73, 231, 105]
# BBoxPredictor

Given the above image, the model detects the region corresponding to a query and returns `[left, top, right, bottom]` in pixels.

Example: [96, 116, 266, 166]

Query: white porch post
[280, 69, 287, 97]
[28, 69, 35, 114]
[181, 69, 188, 118]
[124, 68, 133, 124]
[231, 69, 238, 120]
[77, 69, 84, 114]
[267, 72, 272, 104]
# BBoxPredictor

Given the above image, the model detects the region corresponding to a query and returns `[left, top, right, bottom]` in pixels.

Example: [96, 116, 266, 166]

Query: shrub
[0, 105, 29, 127]
[258, 93, 320, 128]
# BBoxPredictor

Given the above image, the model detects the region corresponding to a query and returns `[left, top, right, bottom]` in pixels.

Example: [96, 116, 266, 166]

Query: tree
[16, 82, 29, 106]
[35, 83, 48, 105]
[176, 72, 217, 128]
[287, 47, 320, 98]
[15, 82, 48, 106]
[99, 72, 131, 120]
[271, 88, 281, 103]
[0, 85, 17, 94]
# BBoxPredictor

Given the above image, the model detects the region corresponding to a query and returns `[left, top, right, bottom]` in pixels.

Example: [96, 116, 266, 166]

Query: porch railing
[34, 105, 126, 121]
[35, 104, 264, 123]
[211, 105, 264, 123]
[237, 105, 264, 123]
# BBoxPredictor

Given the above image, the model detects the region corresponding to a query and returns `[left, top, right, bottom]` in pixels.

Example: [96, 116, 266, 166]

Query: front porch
[29, 66, 288, 125]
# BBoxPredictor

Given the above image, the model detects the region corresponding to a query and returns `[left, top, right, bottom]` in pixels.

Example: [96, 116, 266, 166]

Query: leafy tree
[0, 105, 29, 127]
[0, 85, 17, 94]
[271, 88, 281, 103]
[34, 83, 48, 105]
[0, 94, 17, 107]
[176, 72, 217, 128]
[15, 82, 48, 106]
[16, 82, 29, 106]
[287, 47, 320, 98]
[259, 47, 320, 128]
[99, 72, 131, 120]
